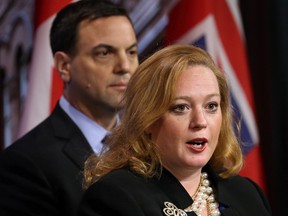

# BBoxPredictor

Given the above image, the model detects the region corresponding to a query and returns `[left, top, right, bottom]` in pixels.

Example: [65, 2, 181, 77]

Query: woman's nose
[189, 108, 207, 129]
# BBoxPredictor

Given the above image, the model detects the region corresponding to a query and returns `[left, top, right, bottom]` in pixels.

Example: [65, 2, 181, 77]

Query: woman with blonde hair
[78, 44, 271, 216]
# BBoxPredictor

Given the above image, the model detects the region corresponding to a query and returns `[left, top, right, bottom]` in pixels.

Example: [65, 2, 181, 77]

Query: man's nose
[114, 53, 131, 74]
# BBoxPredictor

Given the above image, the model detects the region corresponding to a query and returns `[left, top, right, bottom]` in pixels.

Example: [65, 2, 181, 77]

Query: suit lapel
[50, 103, 93, 170]
[158, 169, 193, 210]
[63, 134, 93, 170]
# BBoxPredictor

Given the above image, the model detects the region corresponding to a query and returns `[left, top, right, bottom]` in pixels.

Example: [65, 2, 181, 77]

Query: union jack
[165, 0, 265, 189]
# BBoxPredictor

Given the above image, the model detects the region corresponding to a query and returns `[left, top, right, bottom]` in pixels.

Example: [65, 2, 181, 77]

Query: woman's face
[148, 65, 222, 176]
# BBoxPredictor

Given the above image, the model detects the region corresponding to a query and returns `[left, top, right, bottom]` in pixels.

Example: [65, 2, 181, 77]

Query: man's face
[64, 16, 138, 120]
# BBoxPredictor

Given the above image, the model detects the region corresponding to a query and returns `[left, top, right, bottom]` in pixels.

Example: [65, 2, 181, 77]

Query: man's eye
[128, 49, 138, 56]
[93, 48, 113, 58]
[97, 50, 109, 57]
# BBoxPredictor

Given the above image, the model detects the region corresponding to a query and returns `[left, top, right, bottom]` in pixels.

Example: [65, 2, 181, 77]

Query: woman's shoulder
[97, 167, 140, 183]
[83, 167, 158, 204]
[218, 174, 264, 195]
[88, 167, 147, 192]
[219, 174, 261, 189]
[216, 174, 271, 215]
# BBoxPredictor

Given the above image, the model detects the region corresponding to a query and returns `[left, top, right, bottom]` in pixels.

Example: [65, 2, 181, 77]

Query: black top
[0, 103, 93, 216]
[78, 166, 271, 216]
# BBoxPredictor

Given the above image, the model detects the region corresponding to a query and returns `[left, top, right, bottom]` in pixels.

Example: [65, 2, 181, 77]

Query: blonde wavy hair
[84, 44, 243, 187]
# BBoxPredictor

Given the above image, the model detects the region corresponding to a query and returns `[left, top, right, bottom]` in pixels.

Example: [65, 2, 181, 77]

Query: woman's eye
[172, 104, 189, 113]
[207, 103, 219, 112]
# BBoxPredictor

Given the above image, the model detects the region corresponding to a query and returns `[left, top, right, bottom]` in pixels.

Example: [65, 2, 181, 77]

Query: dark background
[240, 0, 288, 215]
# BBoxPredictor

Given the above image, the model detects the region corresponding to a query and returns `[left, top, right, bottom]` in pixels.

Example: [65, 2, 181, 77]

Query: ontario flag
[17, 0, 73, 138]
[165, 0, 265, 190]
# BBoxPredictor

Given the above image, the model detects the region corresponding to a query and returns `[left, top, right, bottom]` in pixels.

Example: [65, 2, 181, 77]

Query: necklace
[184, 172, 220, 216]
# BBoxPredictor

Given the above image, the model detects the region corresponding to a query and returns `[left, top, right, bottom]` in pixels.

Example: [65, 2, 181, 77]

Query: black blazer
[0, 103, 93, 216]
[78, 167, 271, 216]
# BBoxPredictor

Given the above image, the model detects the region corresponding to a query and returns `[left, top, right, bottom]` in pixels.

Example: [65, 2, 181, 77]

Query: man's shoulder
[0, 112, 88, 176]
[1, 111, 75, 158]
[7, 106, 80, 151]
[8, 116, 59, 151]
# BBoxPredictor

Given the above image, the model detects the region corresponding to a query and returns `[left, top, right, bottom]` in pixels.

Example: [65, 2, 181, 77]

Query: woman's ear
[54, 51, 72, 82]
[145, 126, 153, 135]
[145, 124, 155, 138]
[145, 120, 161, 140]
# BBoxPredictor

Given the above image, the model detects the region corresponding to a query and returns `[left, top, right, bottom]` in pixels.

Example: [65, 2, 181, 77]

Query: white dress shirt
[59, 96, 118, 154]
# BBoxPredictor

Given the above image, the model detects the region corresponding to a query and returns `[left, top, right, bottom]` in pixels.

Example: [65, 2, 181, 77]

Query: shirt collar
[59, 96, 118, 154]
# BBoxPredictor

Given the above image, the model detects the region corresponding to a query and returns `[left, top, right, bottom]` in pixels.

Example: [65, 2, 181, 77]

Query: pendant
[163, 202, 188, 216]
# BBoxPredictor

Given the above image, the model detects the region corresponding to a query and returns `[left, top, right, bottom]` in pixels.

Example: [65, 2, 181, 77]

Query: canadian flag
[18, 0, 73, 138]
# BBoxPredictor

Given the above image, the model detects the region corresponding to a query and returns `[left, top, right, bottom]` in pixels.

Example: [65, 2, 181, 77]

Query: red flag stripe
[240, 146, 266, 191]
[34, 0, 72, 28]
[166, 1, 208, 43]
[17, 1, 73, 138]
[50, 67, 64, 111]
[212, 1, 255, 110]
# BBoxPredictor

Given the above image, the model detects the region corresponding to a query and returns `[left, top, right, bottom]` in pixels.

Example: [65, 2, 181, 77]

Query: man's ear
[54, 51, 71, 82]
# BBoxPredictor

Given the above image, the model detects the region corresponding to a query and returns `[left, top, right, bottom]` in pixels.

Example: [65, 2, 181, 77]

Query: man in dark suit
[0, 1, 138, 215]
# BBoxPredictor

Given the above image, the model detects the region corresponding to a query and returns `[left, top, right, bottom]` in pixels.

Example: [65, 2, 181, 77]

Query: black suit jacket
[78, 167, 271, 216]
[0, 103, 93, 216]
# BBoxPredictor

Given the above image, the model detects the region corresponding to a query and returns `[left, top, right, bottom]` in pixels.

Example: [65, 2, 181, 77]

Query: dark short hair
[50, 0, 133, 56]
